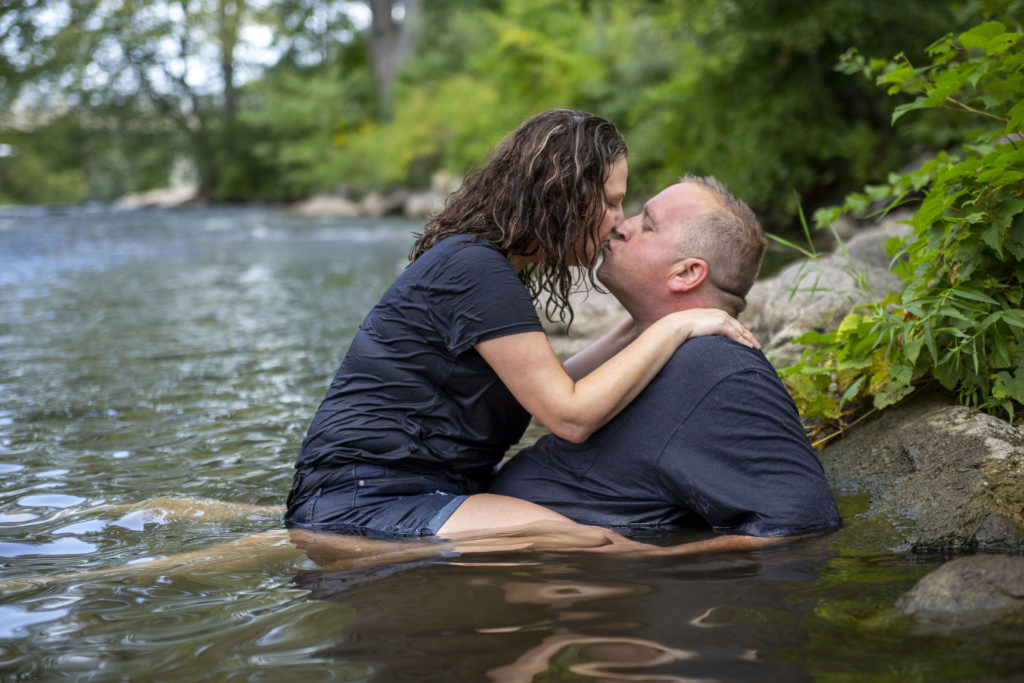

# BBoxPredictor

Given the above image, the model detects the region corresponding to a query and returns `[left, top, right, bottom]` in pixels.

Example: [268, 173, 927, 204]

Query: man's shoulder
[664, 335, 776, 385]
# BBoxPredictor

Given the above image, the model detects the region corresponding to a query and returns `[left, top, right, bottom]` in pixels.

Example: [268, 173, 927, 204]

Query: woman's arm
[561, 317, 638, 381]
[476, 308, 756, 443]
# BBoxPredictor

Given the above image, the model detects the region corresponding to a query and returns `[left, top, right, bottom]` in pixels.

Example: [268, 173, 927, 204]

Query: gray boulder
[821, 391, 1024, 551]
[540, 285, 627, 361]
[291, 194, 362, 216]
[892, 554, 1024, 630]
[740, 214, 913, 365]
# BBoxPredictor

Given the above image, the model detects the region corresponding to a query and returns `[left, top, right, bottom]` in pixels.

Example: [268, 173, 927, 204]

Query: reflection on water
[2, 206, 1022, 681]
[289, 544, 827, 681]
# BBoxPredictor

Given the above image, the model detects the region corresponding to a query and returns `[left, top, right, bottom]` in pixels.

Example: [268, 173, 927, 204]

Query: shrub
[783, 19, 1024, 438]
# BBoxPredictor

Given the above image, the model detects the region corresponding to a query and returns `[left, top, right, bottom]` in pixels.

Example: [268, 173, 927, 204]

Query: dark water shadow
[289, 531, 838, 682]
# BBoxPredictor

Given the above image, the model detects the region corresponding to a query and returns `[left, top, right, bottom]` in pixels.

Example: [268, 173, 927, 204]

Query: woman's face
[578, 156, 628, 265]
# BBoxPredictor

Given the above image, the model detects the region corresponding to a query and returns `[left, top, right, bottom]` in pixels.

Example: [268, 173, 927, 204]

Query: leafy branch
[784, 19, 1024, 438]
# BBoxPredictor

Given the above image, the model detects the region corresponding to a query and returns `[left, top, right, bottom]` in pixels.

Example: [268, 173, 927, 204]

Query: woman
[285, 109, 754, 539]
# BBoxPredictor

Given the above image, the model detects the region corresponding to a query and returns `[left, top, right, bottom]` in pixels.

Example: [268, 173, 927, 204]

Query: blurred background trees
[0, 0, 1016, 231]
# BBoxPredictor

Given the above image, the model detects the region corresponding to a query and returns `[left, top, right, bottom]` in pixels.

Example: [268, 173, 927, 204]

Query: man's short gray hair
[675, 175, 767, 315]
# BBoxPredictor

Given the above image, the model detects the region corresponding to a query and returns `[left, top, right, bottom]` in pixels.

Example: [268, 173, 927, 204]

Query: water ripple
[0, 538, 97, 557]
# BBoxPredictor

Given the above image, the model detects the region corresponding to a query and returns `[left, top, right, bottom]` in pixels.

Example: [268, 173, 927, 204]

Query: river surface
[1, 206, 1020, 681]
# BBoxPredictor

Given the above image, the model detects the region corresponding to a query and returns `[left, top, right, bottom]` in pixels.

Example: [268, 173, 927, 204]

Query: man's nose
[613, 216, 638, 241]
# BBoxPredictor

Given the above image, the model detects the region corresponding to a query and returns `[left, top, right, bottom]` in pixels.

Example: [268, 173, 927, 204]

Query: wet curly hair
[409, 109, 627, 325]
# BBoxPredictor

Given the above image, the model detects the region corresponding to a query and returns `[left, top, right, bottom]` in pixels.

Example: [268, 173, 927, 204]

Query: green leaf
[814, 206, 843, 229]
[1009, 98, 1024, 133]
[990, 327, 1012, 368]
[1003, 309, 1024, 328]
[839, 375, 866, 410]
[962, 290, 1001, 306]
[924, 71, 966, 106]
[926, 33, 955, 56]
[904, 333, 924, 364]
[873, 378, 915, 409]
[792, 330, 835, 345]
[936, 306, 974, 324]
[981, 225, 1006, 257]
[991, 197, 1024, 234]
[878, 64, 916, 87]
[958, 21, 1020, 56]
[892, 98, 926, 123]
[864, 184, 894, 201]
[767, 232, 818, 259]
[846, 193, 871, 215]
[923, 320, 938, 362]
[992, 369, 1024, 403]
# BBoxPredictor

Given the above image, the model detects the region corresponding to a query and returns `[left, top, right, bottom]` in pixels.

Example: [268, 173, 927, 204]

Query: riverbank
[112, 171, 462, 218]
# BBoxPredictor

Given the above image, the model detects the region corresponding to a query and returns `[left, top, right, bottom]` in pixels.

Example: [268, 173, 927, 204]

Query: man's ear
[668, 257, 709, 293]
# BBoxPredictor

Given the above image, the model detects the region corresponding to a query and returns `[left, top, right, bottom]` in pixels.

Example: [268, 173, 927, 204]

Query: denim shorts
[284, 463, 472, 538]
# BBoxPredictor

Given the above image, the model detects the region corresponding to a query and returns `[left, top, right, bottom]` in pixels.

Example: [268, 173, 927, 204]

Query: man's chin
[595, 266, 621, 299]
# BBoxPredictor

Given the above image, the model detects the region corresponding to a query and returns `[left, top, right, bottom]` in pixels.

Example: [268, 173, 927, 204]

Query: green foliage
[0, 108, 175, 203]
[331, 0, 983, 227]
[0, 0, 1005, 218]
[332, 0, 617, 189]
[231, 52, 376, 200]
[329, 75, 509, 189]
[618, 0, 972, 227]
[0, 145, 89, 205]
[785, 19, 1024, 430]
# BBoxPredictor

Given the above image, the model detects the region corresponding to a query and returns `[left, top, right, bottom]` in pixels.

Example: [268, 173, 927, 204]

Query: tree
[617, 0, 977, 227]
[1, 0, 369, 200]
[367, 0, 421, 113]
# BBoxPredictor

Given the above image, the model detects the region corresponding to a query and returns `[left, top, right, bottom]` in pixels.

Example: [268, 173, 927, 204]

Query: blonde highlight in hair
[410, 109, 627, 325]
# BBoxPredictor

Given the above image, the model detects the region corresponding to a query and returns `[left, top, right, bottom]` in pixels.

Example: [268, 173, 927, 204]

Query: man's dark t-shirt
[294, 234, 543, 487]
[491, 336, 840, 537]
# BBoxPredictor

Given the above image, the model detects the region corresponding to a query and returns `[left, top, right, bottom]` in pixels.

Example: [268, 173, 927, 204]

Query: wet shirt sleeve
[428, 240, 543, 355]
[656, 368, 841, 537]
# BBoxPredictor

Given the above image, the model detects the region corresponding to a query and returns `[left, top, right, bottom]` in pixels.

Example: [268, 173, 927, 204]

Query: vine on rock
[783, 19, 1024, 441]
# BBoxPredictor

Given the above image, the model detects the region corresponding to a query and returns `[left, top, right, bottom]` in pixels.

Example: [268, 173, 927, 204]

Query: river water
[1, 206, 1020, 681]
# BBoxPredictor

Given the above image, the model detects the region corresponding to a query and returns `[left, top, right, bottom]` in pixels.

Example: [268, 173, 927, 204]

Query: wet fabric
[288, 234, 543, 523]
[491, 336, 841, 537]
[284, 463, 472, 537]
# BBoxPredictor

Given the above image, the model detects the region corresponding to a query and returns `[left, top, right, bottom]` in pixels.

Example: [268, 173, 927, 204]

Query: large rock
[360, 189, 408, 217]
[740, 214, 913, 365]
[892, 554, 1024, 630]
[539, 286, 626, 360]
[292, 194, 362, 216]
[114, 184, 198, 210]
[821, 391, 1024, 551]
[403, 170, 462, 217]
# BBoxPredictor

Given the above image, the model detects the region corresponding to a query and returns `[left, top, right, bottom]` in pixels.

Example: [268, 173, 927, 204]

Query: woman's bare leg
[438, 494, 575, 535]
[0, 530, 298, 594]
[96, 497, 284, 523]
[436, 494, 639, 550]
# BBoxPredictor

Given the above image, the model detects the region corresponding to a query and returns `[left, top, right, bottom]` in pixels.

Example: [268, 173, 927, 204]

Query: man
[490, 176, 840, 554]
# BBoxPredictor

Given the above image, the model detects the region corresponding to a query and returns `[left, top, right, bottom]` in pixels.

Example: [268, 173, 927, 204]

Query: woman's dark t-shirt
[295, 234, 544, 485]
